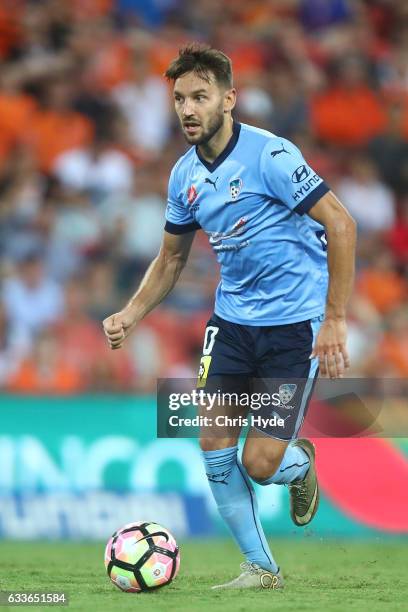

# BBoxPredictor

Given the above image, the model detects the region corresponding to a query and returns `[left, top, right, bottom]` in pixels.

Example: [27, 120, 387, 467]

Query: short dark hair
[165, 43, 233, 88]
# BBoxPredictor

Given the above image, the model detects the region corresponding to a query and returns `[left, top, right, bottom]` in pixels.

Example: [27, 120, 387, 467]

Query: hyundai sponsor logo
[292, 174, 321, 201]
[292, 165, 311, 183]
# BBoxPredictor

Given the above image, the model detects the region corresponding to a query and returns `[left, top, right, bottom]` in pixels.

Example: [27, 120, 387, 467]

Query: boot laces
[240, 561, 261, 574]
[289, 480, 309, 511]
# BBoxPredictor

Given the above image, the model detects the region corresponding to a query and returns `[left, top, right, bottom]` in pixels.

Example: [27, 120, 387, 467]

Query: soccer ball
[104, 521, 180, 593]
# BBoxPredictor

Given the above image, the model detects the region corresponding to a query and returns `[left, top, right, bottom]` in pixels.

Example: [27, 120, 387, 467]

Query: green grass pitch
[0, 538, 407, 611]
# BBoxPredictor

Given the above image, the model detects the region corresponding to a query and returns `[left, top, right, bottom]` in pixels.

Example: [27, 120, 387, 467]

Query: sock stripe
[279, 460, 309, 473]
[207, 459, 234, 466]
[236, 461, 272, 567]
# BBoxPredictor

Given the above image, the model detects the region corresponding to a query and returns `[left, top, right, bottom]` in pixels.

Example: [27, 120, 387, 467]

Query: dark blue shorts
[197, 313, 323, 441]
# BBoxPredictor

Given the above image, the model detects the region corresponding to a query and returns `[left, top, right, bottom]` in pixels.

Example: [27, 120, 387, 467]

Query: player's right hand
[103, 309, 137, 350]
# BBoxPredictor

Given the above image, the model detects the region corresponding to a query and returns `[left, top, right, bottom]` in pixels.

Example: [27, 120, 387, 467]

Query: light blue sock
[202, 446, 278, 573]
[257, 444, 310, 486]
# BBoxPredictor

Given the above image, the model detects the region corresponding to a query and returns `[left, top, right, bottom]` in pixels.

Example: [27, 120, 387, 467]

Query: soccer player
[103, 44, 356, 590]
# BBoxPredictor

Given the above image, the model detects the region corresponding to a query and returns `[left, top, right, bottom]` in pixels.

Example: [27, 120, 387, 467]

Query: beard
[182, 107, 225, 145]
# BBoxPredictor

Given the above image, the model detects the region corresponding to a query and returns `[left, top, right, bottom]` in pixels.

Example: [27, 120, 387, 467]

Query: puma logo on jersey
[204, 176, 219, 191]
[270, 143, 290, 158]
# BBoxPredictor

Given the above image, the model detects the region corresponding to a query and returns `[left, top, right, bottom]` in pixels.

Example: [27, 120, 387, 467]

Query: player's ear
[223, 88, 236, 113]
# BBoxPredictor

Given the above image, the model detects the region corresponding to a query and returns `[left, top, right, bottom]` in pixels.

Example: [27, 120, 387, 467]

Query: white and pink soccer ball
[104, 521, 180, 593]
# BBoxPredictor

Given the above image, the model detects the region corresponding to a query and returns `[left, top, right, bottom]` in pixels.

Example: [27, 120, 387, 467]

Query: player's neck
[197, 117, 234, 163]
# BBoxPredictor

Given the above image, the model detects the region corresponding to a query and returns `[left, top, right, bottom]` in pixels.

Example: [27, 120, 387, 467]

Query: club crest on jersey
[229, 178, 242, 201]
[187, 185, 198, 205]
[279, 383, 297, 406]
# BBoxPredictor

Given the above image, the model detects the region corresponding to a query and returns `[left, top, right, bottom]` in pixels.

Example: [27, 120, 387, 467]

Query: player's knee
[243, 458, 280, 482]
[199, 437, 237, 452]
[243, 451, 284, 482]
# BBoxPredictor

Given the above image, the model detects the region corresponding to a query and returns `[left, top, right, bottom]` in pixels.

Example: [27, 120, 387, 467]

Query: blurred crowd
[0, 0, 407, 393]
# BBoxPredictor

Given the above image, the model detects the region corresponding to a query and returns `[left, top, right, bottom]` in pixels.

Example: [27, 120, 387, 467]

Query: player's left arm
[307, 191, 357, 378]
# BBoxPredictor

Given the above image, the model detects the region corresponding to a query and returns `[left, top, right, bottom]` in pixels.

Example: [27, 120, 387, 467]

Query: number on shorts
[203, 326, 219, 356]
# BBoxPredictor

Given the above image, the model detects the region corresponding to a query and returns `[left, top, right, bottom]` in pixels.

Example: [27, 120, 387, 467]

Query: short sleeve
[164, 164, 201, 234]
[260, 138, 330, 215]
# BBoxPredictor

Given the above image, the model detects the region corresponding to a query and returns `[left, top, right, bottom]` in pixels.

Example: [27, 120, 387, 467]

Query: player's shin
[202, 445, 279, 573]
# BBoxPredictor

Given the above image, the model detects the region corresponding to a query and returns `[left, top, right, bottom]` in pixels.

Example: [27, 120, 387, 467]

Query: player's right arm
[103, 230, 195, 350]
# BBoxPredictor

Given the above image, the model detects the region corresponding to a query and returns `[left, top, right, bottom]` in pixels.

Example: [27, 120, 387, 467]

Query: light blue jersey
[165, 121, 329, 325]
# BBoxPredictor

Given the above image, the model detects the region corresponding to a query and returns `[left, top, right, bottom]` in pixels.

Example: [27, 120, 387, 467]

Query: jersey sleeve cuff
[293, 182, 330, 215]
[164, 220, 201, 234]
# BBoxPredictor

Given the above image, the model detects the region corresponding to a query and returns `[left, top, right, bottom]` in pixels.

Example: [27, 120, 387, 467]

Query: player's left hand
[310, 318, 350, 378]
